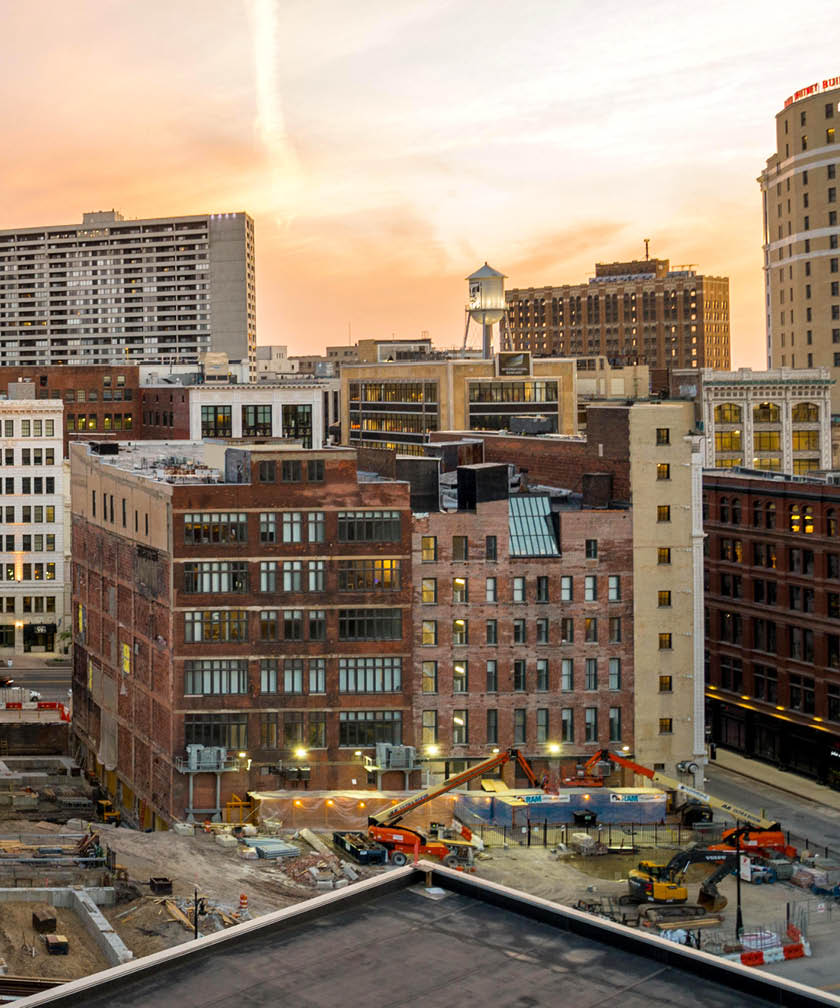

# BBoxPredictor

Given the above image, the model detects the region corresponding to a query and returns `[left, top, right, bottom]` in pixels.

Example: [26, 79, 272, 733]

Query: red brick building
[704, 471, 840, 785]
[413, 465, 634, 786]
[70, 441, 413, 826]
[0, 365, 140, 457]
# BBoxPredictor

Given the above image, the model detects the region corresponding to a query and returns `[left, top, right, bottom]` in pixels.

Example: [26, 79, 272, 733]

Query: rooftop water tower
[464, 263, 506, 358]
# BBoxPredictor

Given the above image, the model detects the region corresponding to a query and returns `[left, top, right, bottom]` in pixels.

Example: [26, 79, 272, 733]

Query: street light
[547, 743, 560, 755]
[426, 745, 439, 757]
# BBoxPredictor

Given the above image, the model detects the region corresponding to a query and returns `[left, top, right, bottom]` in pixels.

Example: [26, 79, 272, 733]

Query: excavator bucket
[697, 886, 728, 913]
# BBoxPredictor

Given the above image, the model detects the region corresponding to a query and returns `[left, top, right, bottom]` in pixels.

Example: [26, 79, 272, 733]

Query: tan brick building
[505, 258, 730, 371]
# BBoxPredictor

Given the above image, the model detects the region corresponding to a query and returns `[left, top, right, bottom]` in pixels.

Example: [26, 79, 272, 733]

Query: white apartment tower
[0, 210, 255, 378]
[0, 391, 65, 654]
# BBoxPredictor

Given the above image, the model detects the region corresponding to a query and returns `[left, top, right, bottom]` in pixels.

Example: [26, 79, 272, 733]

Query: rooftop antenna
[644, 238, 650, 261]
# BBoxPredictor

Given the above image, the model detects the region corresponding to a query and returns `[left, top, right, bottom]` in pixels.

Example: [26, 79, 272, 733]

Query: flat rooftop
[17, 866, 835, 1008]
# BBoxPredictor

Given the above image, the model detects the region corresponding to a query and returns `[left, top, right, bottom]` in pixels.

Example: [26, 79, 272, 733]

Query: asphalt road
[2, 660, 71, 702]
[704, 762, 840, 854]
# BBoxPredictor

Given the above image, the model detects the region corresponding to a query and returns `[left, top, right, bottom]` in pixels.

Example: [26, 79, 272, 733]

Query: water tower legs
[482, 322, 492, 359]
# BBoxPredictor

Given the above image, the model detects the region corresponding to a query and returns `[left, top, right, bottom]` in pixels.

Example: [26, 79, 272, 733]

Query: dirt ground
[0, 901, 109, 980]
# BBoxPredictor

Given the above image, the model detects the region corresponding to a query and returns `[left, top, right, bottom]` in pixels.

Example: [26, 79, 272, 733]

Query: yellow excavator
[628, 846, 740, 911]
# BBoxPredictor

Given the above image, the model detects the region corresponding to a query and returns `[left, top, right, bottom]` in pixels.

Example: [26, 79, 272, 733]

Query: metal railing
[471, 821, 709, 850]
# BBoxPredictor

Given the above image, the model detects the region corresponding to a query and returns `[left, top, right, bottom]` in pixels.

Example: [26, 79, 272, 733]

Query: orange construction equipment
[582, 749, 795, 858]
[368, 748, 538, 867]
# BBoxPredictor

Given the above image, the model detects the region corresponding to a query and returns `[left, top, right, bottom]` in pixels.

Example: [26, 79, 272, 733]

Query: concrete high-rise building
[0, 210, 255, 376]
[759, 80, 840, 423]
[505, 258, 730, 371]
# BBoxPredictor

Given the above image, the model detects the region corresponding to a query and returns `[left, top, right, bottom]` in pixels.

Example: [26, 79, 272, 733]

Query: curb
[710, 756, 840, 814]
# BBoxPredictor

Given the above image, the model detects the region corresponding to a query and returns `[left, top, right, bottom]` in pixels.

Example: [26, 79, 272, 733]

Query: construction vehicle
[628, 844, 744, 911]
[582, 750, 795, 858]
[95, 799, 121, 826]
[368, 748, 539, 866]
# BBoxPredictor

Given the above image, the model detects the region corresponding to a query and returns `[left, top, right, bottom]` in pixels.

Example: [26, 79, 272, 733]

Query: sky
[1, 1, 838, 366]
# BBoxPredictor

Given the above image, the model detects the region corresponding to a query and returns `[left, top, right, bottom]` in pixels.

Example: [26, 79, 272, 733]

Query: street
[704, 762, 840, 854]
[2, 657, 71, 703]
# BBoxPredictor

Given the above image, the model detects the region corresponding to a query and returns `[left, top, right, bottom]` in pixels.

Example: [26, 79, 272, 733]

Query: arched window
[720, 497, 729, 523]
[765, 502, 776, 529]
[731, 499, 741, 525]
[792, 402, 819, 422]
[714, 403, 742, 424]
[752, 500, 762, 527]
[804, 506, 815, 534]
[790, 504, 801, 533]
[753, 401, 781, 423]
[828, 509, 838, 537]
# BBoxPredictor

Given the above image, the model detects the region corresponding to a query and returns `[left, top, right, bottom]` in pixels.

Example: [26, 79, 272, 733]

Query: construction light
[621, 745, 630, 752]
[237, 751, 247, 759]
[547, 743, 560, 755]
[294, 747, 308, 760]
[354, 750, 362, 756]
[427, 745, 439, 756]
[491, 747, 500, 754]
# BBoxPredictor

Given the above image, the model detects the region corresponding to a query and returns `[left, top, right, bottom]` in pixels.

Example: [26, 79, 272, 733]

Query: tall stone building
[504, 258, 730, 371]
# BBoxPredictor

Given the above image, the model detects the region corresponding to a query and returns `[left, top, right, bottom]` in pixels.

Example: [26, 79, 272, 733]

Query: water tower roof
[467, 262, 506, 280]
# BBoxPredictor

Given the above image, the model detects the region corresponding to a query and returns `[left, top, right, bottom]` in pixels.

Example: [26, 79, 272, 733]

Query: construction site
[1, 745, 839, 1001]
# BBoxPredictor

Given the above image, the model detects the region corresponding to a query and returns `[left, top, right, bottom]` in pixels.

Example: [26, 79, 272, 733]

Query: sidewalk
[711, 748, 840, 814]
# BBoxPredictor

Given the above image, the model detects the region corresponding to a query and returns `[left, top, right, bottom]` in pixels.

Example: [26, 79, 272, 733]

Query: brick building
[434, 400, 706, 783]
[0, 365, 140, 457]
[70, 440, 413, 827]
[412, 465, 634, 786]
[704, 469, 840, 785]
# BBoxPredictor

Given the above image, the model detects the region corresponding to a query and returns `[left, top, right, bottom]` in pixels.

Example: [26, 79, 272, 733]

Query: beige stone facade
[759, 84, 840, 418]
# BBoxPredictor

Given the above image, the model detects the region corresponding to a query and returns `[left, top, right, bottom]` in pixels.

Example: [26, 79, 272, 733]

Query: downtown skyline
[1, 0, 838, 364]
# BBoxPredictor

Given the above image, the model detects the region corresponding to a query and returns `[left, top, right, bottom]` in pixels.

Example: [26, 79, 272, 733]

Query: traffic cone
[239, 893, 248, 912]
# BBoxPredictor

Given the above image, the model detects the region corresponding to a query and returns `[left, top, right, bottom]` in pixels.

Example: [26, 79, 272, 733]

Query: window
[561, 659, 573, 692]
[485, 535, 497, 561]
[184, 610, 248, 643]
[309, 659, 326, 694]
[584, 708, 598, 742]
[656, 427, 670, 445]
[584, 617, 597, 643]
[714, 403, 742, 423]
[282, 659, 304, 693]
[422, 620, 437, 645]
[658, 547, 671, 565]
[258, 460, 276, 483]
[282, 561, 302, 592]
[183, 561, 248, 594]
[308, 511, 325, 543]
[308, 610, 326, 640]
[561, 618, 574, 643]
[486, 709, 499, 745]
[513, 618, 525, 644]
[282, 610, 302, 640]
[338, 510, 401, 542]
[422, 578, 437, 604]
[657, 505, 671, 523]
[452, 711, 468, 745]
[339, 657, 402, 693]
[422, 661, 437, 694]
[753, 401, 780, 423]
[282, 403, 313, 448]
[421, 536, 437, 562]
[259, 562, 277, 593]
[452, 536, 468, 561]
[337, 559, 400, 591]
[536, 617, 549, 644]
[585, 539, 598, 558]
[449, 576, 468, 604]
[184, 660, 248, 696]
[184, 512, 247, 544]
[185, 714, 247, 750]
[338, 609, 402, 640]
[789, 674, 815, 714]
[561, 576, 573, 601]
[536, 575, 549, 602]
[514, 709, 526, 744]
[608, 575, 621, 601]
[452, 618, 469, 645]
[513, 660, 527, 691]
[659, 718, 673, 734]
[259, 513, 276, 544]
[307, 459, 325, 482]
[453, 660, 468, 692]
[200, 404, 232, 438]
[561, 709, 574, 743]
[536, 708, 549, 744]
[486, 619, 498, 644]
[753, 664, 777, 704]
[282, 512, 303, 543]
[513, 576, 526, 602]
[242, 404, 272, 437]
[609, 707, 622, 742]
[536, 659, 548, 691]
[486, 660, 498, 692]
[422, 711, 437, 746]
[656, 463, 670, 480]
[584, 575, 597, 602]
[485, 577, 497, 602]
[340, 710, 402, 747]
[584, 658, 597, 690]
[658, 633, 672, 650]
[608, 616, 621, 643]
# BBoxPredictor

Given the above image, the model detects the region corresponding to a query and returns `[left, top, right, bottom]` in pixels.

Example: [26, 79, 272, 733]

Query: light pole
[735, 824, 744, 940]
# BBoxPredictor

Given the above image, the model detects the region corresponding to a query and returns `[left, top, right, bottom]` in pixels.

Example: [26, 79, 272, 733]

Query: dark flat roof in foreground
[14, 864, 840, 1008]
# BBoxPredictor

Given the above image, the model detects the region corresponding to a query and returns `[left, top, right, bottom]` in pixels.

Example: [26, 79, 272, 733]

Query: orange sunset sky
[1, 1, 838, 365]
